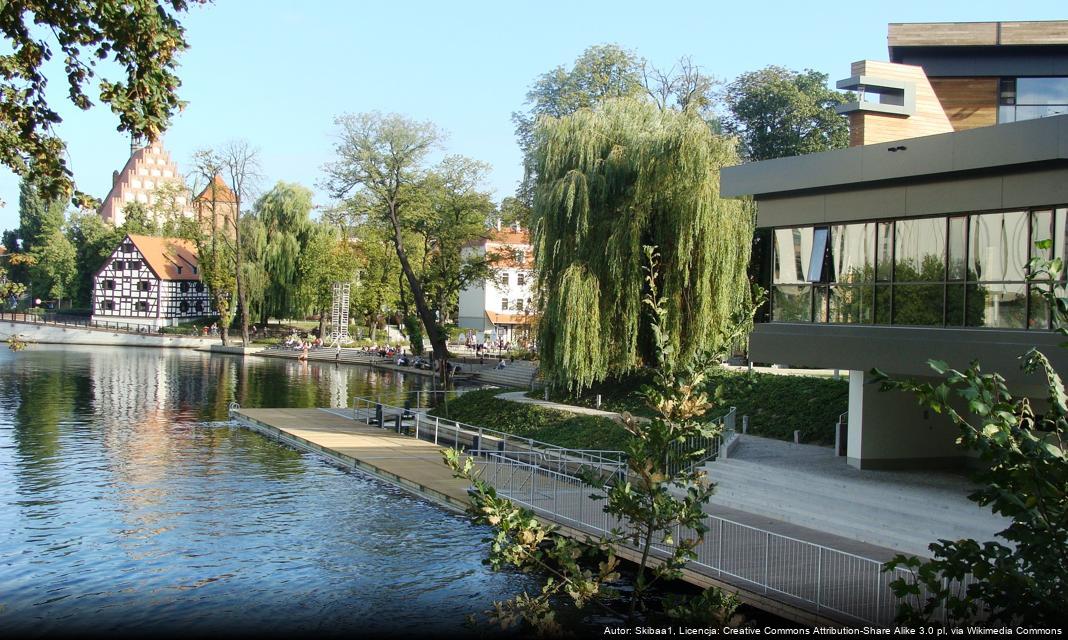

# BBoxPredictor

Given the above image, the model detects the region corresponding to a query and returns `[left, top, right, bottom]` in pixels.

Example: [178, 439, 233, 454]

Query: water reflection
[0, 345, 530, 636]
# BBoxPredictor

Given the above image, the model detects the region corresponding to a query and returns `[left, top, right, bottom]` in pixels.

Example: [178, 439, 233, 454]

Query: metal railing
[352, 394, 628, 473]
[666, 406, 736, 475]
[0, 310, 209, 336]
[474, 451, 964, 626]
[349, 393, 983, 625]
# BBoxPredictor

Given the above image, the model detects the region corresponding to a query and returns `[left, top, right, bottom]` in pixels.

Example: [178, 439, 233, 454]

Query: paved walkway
[721, 363, 844, 379]
[495, 391, 630, 420]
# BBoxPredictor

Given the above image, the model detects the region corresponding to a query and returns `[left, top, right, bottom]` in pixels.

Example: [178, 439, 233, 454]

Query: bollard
[794, 430, 800, 444]
[833, 369, 840, 380]
[747, 361, 753, 374]
[742, 415, 749, 434]
[595, 394, 602, 409]
[375, 403, 383, 428]
[543, 388, 549, 401]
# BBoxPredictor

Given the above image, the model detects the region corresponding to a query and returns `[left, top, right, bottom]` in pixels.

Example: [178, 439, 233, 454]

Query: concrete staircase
[701, 437, 1010, 558]
[471, 360, 540, 389]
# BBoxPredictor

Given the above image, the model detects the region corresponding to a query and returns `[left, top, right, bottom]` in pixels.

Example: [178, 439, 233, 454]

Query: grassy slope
[530, 368, 848, 446]
[428, 389, 630, 451]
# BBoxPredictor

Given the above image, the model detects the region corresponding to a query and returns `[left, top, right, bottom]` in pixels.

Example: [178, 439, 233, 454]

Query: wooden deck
[233, 408, 473, 511]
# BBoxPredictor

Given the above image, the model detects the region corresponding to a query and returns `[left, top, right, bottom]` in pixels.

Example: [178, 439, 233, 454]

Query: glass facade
[768, 206, 1068, 330]
[998, 77, 1068, 123]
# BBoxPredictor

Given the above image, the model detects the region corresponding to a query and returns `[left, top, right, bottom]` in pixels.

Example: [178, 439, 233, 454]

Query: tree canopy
[0, 0, 198, 207]
[724, 66, 850, 161]
[532, 97, 754, 390]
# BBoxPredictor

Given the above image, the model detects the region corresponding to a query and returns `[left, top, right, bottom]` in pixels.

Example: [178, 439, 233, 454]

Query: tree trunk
[319, 307, 328, 340]
[221, 324, 229, 346]
[384, 204, 448, 378]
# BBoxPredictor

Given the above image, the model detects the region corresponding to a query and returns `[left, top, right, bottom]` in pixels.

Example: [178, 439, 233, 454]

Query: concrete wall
[847, 370, 970, 469]
[0, 321, 216, 349]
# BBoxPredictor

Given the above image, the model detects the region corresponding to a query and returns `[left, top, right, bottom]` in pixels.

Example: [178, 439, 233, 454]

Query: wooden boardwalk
[233, 408, 473, 511]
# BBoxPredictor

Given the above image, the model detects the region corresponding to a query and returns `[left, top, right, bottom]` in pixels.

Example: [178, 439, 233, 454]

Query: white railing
[350, 394, 973, 626]
[666, 406, 736, 475]
[352, 394, 628, 476]
[475, 452, 944, 626]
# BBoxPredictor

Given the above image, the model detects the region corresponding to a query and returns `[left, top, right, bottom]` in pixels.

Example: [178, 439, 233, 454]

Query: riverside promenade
[229, 404, 913, 628]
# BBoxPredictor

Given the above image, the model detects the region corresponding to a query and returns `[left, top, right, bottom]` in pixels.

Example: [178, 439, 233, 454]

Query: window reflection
[999, 77, 1068, 123]
[768, 206, 1066, 330]
[895, 218, 946, 282]
[830, 223, 875, 283]
[970, 211, 1028, 282]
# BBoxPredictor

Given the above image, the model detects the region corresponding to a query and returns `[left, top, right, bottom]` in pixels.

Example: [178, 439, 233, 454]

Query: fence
[350, 393, 970, 626]
[476, 451, 956, 626]
[0, 310, 206, 336]
[352, 394, 628, 475]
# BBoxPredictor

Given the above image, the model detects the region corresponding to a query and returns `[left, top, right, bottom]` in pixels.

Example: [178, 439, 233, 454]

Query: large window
[768, 206, 1067, 330]
[999, 77, 1068, 123]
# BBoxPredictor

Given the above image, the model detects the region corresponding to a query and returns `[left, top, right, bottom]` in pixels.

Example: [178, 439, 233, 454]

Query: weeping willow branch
[532, 97, 754, 390]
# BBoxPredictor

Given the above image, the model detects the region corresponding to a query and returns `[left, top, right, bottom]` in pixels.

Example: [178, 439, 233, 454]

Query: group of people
[199, 323, 220, 337]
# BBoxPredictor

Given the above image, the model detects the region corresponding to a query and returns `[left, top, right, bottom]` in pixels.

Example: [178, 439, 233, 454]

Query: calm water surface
[0, 346, 537, 636]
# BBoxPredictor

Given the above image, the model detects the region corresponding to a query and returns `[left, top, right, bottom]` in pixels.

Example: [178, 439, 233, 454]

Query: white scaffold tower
[329, 282, 351, 347]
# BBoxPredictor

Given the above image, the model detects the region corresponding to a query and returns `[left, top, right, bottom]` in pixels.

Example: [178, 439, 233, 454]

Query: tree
[254, 182, 314, 325]
[533, 97, 754, 390]
[724, 66, 850, 161]
[875, 241, 1068, 625]
[325, 112, 464, 376]
[415, 156, 497, 329]
[185, 151, 235, 344]
[513, 44, 645, 208]
[66, 210, 121, 307]
[640, 56, 720, 128]
[29, 226, 76, 306]
[188, 142, 261, 344]
[0, 0, 197, 207]
[298, 224, 358, 339]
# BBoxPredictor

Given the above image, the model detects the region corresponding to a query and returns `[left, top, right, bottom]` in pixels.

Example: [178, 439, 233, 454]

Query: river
[0, 345, 538, 636]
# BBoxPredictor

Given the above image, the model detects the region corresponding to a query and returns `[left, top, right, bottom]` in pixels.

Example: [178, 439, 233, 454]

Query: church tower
[98, 137, 191, 227]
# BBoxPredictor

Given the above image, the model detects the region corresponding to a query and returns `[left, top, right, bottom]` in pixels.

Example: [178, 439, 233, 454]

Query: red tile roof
[127, 234, 201, 281]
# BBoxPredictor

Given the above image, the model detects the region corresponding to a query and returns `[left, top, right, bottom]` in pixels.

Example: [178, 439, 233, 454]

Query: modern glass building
[722, 21, 1068, 470]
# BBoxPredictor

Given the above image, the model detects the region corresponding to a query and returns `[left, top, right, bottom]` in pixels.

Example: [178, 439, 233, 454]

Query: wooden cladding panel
[888, 23, 997, 47]
[929, 78, 998, 131]
[889, 21, 1068, 48]
[1000, 21, 1068, 45]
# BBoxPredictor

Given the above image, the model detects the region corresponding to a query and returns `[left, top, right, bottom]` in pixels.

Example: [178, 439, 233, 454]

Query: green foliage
[254, 182, 315, 322]
[428, 389, 629, 451]
[533, 97, 753, 390]
[29, 225, 76, 304]
[512, 44, 645, 206]
[0, 0, 195, 207]
[724, 66, 850, 161]
[876, 241, 1068, 625]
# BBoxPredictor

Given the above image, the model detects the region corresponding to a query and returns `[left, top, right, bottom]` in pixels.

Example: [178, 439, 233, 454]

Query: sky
[1, 0, 1066, 233]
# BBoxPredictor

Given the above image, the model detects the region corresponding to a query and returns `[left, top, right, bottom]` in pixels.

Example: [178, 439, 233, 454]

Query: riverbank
[1, 319, 217, 349]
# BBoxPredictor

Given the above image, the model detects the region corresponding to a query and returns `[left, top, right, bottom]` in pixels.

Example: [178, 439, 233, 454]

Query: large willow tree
[533, 97, 753, 390]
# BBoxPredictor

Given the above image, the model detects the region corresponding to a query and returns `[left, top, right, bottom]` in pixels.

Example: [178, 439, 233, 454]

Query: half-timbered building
[91, 234, 213, 329]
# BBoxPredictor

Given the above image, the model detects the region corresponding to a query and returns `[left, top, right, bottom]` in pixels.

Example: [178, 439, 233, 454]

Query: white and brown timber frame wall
[91, 235, 213, 328]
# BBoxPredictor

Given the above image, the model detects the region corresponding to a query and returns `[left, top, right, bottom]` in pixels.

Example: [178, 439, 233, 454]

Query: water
[0, 345, 537, 636]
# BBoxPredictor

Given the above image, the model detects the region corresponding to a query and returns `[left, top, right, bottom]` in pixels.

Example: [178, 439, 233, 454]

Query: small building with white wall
[457, 226, 535, 346]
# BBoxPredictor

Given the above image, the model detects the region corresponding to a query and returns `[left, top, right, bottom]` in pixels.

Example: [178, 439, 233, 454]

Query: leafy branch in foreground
[873, 239, 1067, 625]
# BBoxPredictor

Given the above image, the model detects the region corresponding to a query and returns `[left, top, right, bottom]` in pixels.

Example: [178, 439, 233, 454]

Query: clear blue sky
[1, 0, 1066, 232]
